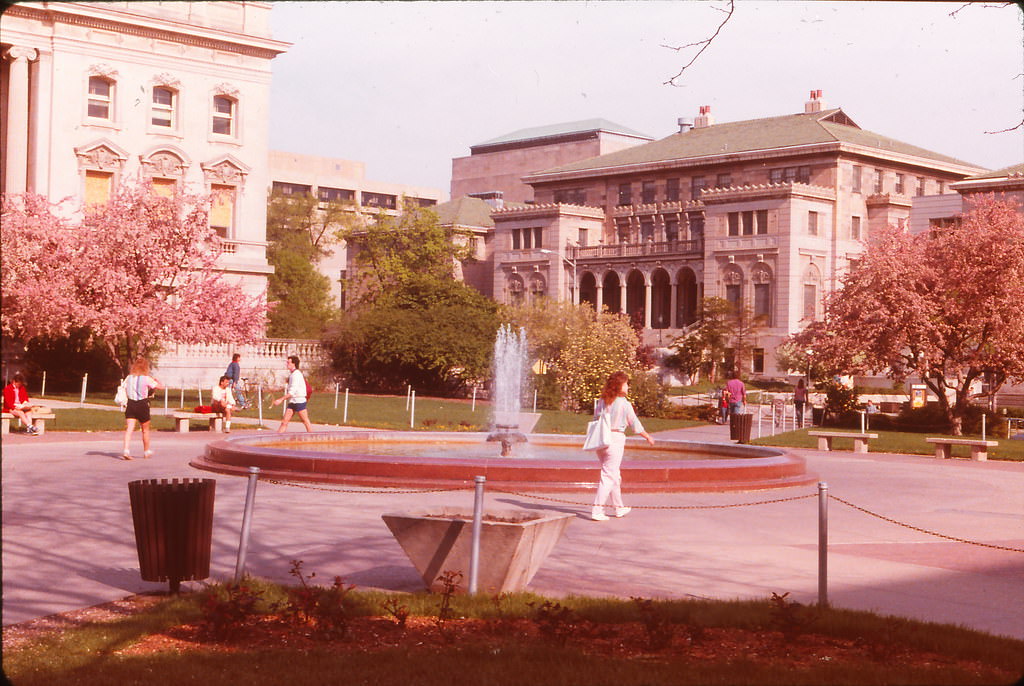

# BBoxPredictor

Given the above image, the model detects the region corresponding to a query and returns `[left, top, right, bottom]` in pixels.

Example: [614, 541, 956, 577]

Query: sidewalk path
[3, 422, 1022, 640]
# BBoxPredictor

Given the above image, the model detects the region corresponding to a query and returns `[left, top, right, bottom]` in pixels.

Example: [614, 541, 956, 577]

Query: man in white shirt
[211, 375, 236, 433]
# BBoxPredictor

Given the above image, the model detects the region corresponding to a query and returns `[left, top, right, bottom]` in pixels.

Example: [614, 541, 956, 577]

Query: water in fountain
[486, 325, 538, 455]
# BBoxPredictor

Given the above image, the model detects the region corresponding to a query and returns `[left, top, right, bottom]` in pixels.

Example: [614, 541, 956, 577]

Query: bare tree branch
[950, 2, 1013, 18]
[662, 0, 735, 87]
[984, 117, 1024, 134]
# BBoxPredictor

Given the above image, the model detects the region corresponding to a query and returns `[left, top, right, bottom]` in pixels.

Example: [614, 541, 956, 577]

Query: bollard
[41, 371, 46, 398]
[406, 384, 412, 411]
[180, 386, 184, 409]
[79, 373, 88, 407]
[757, 402, 763, 438]
[468, 475, 486, 594]
[818, 481, 829, 607]
[257, 383, 264, 428]
[164, 387, 169, 415]
[334, 382, 339, 410]
[472, 386, 477, 412]
[533, 389, 538, 413]
[235, 466, 261, 582]
[860, 411, 865, 434]
[410, 390, 416, 429]
[982, 414, 986, 442]
[343, 388, 349, 424]
[197, 386, 202, 407]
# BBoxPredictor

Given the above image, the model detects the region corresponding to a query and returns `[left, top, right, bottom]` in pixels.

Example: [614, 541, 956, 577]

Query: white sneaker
[614, 507, 632, 518]
[591, 511, 610, 521]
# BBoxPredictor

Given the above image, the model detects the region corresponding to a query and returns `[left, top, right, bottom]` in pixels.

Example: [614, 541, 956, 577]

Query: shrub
[628, 372, 670, 418]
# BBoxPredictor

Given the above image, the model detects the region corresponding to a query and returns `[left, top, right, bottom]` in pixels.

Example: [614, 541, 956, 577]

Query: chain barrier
[827, 494, 1024, 553]
[259, 478, 1022, 553]
[488, 488, 819, 510]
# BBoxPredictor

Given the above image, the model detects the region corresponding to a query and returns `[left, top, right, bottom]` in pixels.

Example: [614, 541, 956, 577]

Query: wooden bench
[172, 412, 224, 433]
[807, 431, 879, 453]
[925, 437, 998, 461]
[2, 408, 56, 435]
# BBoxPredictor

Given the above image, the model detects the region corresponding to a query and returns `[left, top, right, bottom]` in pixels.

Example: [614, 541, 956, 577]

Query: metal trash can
[730, 413, 753, 444]
[128, 478, 215, 593]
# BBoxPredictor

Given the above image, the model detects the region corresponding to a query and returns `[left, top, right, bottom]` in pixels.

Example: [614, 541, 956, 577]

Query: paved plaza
[2, 413, 1023, 641]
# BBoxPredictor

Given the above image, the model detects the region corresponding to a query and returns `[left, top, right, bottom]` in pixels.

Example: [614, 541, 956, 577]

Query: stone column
[643, 277, 652, 329]
[669, 278, 678, 328]
[595, 280, 603, 313]
[3, 46, 38, 195]
[619, 279, 627, 315]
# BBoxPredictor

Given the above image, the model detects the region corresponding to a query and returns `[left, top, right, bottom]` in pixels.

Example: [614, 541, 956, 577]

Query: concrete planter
[382, 509, 573, 593]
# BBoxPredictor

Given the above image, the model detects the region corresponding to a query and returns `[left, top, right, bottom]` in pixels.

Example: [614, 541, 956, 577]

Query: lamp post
[539, 249, 577, 304]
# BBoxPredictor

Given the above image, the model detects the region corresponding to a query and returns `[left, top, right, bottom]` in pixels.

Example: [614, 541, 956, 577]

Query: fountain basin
[191, 431, 816, 493]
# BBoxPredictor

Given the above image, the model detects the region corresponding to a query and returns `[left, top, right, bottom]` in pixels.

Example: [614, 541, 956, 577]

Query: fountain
[485, 325, 539, 456]
[192, 329, 816, 492]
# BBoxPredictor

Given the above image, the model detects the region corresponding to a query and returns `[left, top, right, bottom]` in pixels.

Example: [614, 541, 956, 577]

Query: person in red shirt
[3, 373, 38, 435]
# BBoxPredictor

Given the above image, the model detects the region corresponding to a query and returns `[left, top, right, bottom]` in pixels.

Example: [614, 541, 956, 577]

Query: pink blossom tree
[788, 196, 1024, 435]
[1, 184, 267, 374]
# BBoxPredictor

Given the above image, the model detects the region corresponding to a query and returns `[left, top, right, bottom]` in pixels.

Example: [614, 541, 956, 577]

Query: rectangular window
[87, 77, 113, 119]
[533, 227, 543, 249]
[895, 173, 905, 194]
[769, 169, 783, 184]
[756, 209, 768, 235]
[754, 284, 770, 322]
[851, 216, 861, 241]
[770, 166, 811, 184]
[803, 284, 817, 320]
[554, 188, 586, 205]
[727, 212, 739, 237]
[318, 186, 355, 203]
[151, 86, 175, 128]
[272, 182, 312, 197]
[742, 211, 754, 236]
[938, 180, 945, 194]
[852, 165, 862, 193]
[511, 229, 521, 250]
[522, 228, 532, 250]
[410, 197, 437, 207]
[640, 220, 654, 241]
[725, 284, 741, 309]
[617, 183, 631, 206]
[578, 228, 588, 247]
[874, 169, 883, 193]
[716, 173, 732, 188]
[150, 177, 176, 198]
[689, 216, 704, 241]
[752, 348, 765, 374]
[690, 176, 706, 200]
[916, 177, 925, 196]
[641, 181, 656, 204]
[664, 219, 679, 242]
[212, 95, 235, 136]
[617, 219, 631, 243]
[808, 211, 819, 236]
[362, 192, 397, 209]
[210, 184, 235, 238]
[665, 178, 680, 201]
[84, 170, 113, 206]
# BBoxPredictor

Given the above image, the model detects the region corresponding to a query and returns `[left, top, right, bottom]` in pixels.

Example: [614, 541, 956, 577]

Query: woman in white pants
[591, 371, 655, 521]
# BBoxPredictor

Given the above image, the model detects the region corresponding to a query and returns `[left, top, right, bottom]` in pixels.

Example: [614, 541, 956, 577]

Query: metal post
[257, 383, 264, 428]
[343, 388, 349, 424]
[860, 411, 865, 434]
[757, 401, 762, 438]
[533, 388, 538, 413]
[164, 387, 168, 415]
[79, 373, 88, 407]
[468, 475, 486, 594]
[472, 386, 477, 412]
[180, 386, 184, 409]
[410, 390, 416, 428]
[406, 384, 411, 410]
[198, 385, 202, 407]
[982, 413, 986, 442]
[40, 371, 46, 398]
[818, 481, 829, 607]
[235, 466, 261, 582]
[334, 382, 339, 409]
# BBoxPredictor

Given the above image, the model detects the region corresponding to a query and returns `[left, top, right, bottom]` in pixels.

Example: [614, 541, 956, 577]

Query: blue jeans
[729, 401, 744, 416]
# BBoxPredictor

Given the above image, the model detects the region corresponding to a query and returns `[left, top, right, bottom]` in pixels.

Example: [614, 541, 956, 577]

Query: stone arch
[802, 263, 822, 321]
[507, 273, 526, 305]
[626, 269, 646, 328]
[675, 267, 698, 327]
[139, 145, 191, 180]
[751, 263, 774, 325]
[602, 271, 622, 314]
[528, 273, 547, 301]
[579, 271, 598, 310]
[651, 268, 672, 329]
[722, 264, 744, 311]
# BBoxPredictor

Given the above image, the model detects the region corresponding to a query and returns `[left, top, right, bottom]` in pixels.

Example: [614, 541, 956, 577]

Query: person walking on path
[725, 370, 746, 416]
[718, 386, 731, 425]
[225, 353, 246, 410]
[122, 357, 163, 460]
[3, 372, 38, 435]
[210, 375, 237, 433]
[793, 378, 808, 428]
[272, 355, 313, 433]
[591, 371, 655, 522]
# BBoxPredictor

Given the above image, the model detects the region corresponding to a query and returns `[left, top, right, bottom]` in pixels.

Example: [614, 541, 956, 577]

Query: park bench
[807, 430, 878, 453]
[925, 437, 998, 461]
[172, 411, 224, 433]
[1, 407, 56, 435]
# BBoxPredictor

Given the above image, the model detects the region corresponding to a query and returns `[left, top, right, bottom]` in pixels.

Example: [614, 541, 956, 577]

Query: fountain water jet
[485, 325, 539, 455]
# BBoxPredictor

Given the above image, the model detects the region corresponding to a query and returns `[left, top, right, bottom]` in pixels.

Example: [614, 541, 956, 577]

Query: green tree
[557, 309, 643, 411]
[265, 191, 352, 338]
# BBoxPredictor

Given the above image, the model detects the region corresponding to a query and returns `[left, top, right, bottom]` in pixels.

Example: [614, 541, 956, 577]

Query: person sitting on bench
[211, 375, 237, 433]
[3, 373, 38, 435]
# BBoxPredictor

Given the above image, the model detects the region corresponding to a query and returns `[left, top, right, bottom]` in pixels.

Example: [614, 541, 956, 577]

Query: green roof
[474, 118, 652, 148]
[433, 196, 495, 228]
[532, 109, 980, 176]
[965, 163, 1024, 180]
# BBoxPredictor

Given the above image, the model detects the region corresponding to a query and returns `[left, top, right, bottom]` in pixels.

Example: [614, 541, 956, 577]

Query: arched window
[752, 264, 773, 325]
[507, 274, 525, 305]
[803, 264, 822, 321]
[722, 266, 743, 311]
[528, 274, 547, 301]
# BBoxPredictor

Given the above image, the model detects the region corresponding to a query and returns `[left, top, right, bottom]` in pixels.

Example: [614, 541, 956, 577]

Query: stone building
[490, 92, 988, 376]
[451, 119, 653, 204]
[909, 163, 1024, 235]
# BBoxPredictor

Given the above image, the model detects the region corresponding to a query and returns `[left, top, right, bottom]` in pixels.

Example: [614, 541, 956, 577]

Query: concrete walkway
[2, 417, 1023, 641]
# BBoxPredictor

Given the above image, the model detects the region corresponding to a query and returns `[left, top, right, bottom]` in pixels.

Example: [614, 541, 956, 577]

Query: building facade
[451, 119, 653, 204]
[490, 92, 987, 376]
[269, 150, 444, 307]
[909, 163, 1024, 234]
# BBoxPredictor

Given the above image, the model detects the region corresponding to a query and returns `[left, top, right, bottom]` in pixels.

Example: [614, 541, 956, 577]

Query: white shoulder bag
[583, 407, 612, 451]
[114, 378, 128, 408]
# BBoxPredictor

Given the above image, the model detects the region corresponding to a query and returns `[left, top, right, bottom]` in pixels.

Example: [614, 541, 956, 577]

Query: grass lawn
[35, 392, 703, 435]
[752, 427, 1024, 462]
[4, 581, 1022, 686]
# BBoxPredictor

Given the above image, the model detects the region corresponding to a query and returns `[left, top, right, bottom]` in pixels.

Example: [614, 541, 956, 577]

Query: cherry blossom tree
[788, 196, 1024, 435]
[1, 184, 268, 374]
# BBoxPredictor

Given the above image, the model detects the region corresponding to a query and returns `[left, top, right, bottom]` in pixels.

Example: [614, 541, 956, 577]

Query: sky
[269, 1, 1024, 197]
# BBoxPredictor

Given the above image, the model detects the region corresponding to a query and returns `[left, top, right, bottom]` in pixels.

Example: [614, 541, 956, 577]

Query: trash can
[730, 413, 753, 444]
[128, 478, 215, 593]
[811, 406, 824, 426]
